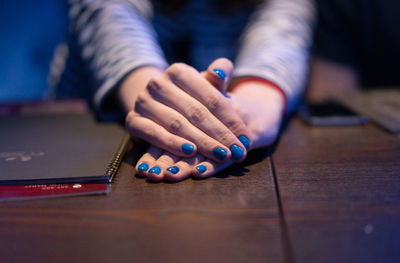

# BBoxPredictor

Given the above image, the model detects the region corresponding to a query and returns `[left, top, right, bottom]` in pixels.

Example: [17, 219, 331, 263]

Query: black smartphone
[298, 101, 368, 126]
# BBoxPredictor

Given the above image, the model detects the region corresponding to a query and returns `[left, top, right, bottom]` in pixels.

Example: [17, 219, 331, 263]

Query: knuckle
[166, 63, 187, 77]
[125, 111, 136, 124]
[216, 131, 232, 144]
[166, 63, 197, 83]
[205, 94, 223, 111]
[128, 119, 156, 140]
[219, 57, 233, 67]
[167, 117, 184, 133]
[125, 112, 136, 132]
[147, 76, 164, 93]
[135, 91, 148, 105]
[164, 138, 175, 149]
[142, 124, 157, 138]
[165, 137, 182, 152]
[198, 137, 214, 150]
[125, 111, 141, 129]
[187, 106, 206, 123]
[226, 120, 243, 134]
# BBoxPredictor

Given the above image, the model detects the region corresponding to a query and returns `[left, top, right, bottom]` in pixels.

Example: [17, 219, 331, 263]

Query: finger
[202, 57, 233, 93]
[126, 111, 196, 158]
[164, 154, 205, 182]
[147, 151, 181, 182]
[135, 146, 163, 177]
[146, 75, 247, 162]
[135, 92, 235, 163]
[166, 63, 253, 152]
[192, 159, 234, 179]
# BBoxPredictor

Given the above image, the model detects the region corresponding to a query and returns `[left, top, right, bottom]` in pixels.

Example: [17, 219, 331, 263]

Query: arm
[234, 0, 315, 113]
[69, 0, 168, 115]
[72, 0, 252, 163]
[135, 0, 316, 182]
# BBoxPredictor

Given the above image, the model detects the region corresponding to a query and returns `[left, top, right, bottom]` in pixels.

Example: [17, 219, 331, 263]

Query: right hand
[124, 58, 252, 163]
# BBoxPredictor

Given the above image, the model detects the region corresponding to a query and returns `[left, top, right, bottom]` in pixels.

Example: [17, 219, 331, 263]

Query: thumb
[201, 58, 234, 93]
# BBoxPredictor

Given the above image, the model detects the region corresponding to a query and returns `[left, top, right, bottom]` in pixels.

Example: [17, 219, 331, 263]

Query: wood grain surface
[273, 119, 400, 263]
[2, 110, 399, 263]
[0, 143, 284, 263]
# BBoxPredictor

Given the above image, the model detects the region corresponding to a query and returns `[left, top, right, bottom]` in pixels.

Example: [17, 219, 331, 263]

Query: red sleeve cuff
[230, 77, 288, 116]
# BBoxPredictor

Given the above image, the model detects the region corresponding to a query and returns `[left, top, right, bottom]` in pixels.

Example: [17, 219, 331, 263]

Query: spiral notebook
[0, 113, 130, 185]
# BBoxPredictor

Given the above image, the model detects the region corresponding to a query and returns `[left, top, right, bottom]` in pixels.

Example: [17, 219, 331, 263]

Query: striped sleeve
[234, 0, 315, 113]
[69, 0, 168, 114]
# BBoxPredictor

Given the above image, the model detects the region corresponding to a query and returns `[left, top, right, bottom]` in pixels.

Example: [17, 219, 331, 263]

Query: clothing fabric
[314, 0, 400, 87]
[51, 0, 315, 119]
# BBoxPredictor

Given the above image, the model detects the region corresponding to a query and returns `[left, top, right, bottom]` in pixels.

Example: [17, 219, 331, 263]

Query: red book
[0, 183, 110, 201]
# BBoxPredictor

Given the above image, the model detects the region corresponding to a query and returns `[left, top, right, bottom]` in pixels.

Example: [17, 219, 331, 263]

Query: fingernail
[230, 144, 244, 161]
[137, 162, 149, 172]
[182, 143, 194, 154]
[148, 166, 162, 175]
[213, 69, 226, 81]
[222, 91, 231, 98]
[167, 166, 179, 174]
[213, 147, 228, 160]
[196, 165, 207, 174]
[238, 135, 251, 149]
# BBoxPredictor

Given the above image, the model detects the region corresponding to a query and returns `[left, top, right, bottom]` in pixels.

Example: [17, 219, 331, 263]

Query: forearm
[234, 0, 315, 113]
[70, 0, 167, 113]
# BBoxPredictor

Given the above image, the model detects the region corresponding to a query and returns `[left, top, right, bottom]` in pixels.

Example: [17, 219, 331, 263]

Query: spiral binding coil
[104, 134, 131, 183]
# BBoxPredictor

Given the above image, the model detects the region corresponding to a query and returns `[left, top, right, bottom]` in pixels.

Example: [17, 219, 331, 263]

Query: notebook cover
[0, 113, 128, 185]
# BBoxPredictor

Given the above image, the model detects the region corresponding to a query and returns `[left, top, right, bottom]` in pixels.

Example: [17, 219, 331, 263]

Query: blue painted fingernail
[182, 144, 194, 154]
[230, 145, 244, 161]
[213, 147, 228, 160]
[137, 163, 149, 172]
[148, 166, 161, 175]
[213, 69, 226, 81]
[167, 166, 179, 174]
[238, 135, 251, 149]
[196, 165, 207, 174]
[222, 91, 231, 98]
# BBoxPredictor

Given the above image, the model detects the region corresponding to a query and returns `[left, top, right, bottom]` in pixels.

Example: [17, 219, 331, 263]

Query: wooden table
[273, 119, 400, 263]
[0, 117, 399, 263]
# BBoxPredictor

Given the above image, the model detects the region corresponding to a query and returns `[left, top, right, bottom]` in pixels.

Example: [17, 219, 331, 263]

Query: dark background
[0, 0, 68, 103]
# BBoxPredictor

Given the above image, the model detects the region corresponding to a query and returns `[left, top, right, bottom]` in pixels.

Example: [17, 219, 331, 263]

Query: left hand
[135, 80, 286, 182]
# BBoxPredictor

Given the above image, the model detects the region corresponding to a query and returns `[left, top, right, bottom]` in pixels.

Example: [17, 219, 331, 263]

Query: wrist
[230, 77, 287, 116]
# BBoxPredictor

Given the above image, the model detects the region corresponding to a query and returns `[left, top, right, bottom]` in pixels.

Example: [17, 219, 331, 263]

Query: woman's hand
[123, 58, 251, 163]
[135, 80, 286, 182]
